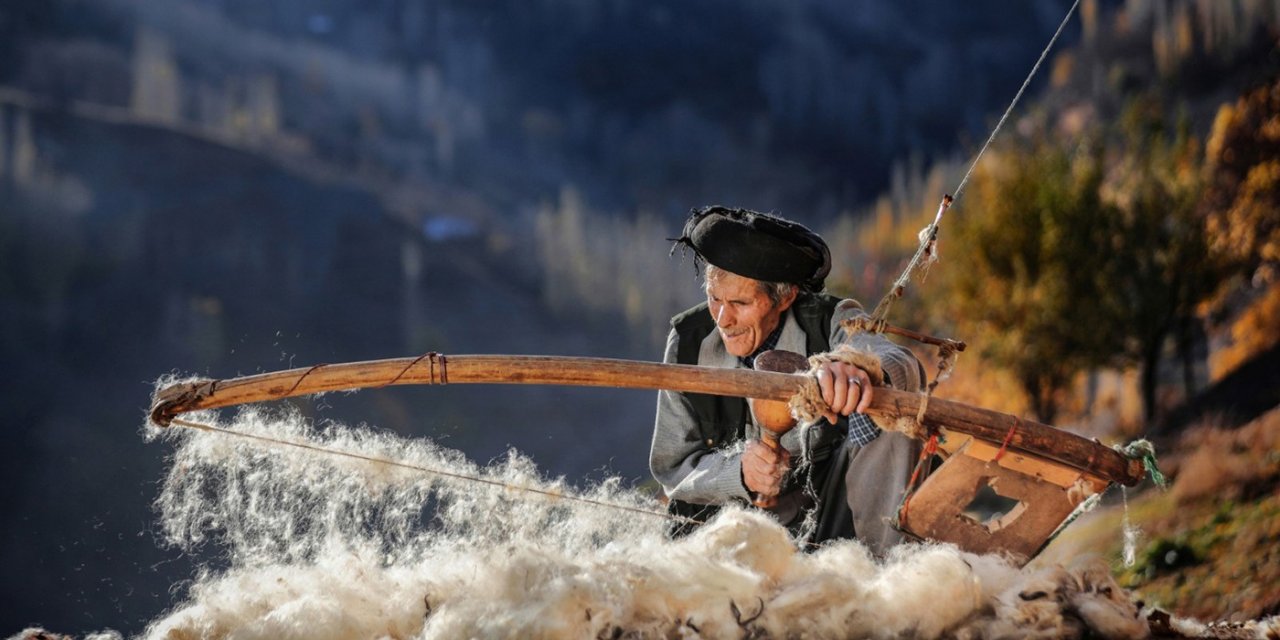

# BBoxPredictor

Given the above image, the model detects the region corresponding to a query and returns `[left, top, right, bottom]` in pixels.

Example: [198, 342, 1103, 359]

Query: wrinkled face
[706, 271, 796, 358]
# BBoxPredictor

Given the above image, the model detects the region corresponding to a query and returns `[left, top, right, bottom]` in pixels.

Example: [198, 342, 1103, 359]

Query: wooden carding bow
[149, 353, 1145, 488]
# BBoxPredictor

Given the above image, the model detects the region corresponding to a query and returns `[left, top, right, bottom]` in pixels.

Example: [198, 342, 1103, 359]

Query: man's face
[705, 271, 797, 358]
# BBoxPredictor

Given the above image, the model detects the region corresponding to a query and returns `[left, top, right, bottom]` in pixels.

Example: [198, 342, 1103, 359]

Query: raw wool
[142, 406, 665, 639]
[1164, 614, 1280, 639]
[1067, 558, 1148, 638]
[950, 555, 1150, 640]
[756, 542, 883, 631]
[788, 381, 831, 426]
[810, 543, 1013, 639]
[6, 631, 121, 640]
[148, 407, 663, 567]
[422, 518, 1023, 639]
[420, 544, 628, 638]
[790, 345, 900, 429]
[141, 404, 1202, 639]
[145, 555, 433, 640]
[789, 345, 926, 438]
[7, 631, 76, 640]
[808, 345, 886, 386]
[420, 510, 796, 638]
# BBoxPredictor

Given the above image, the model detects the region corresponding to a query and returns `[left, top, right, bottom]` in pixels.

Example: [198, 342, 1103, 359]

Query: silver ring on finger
[849, 377, 862, 389]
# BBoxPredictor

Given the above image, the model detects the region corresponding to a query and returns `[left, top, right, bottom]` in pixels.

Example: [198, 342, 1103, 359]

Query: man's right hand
[742, 440, 791, 499]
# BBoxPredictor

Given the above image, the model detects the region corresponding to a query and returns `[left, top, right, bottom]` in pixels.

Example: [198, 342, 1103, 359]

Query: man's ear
[776, 286, 799, 313]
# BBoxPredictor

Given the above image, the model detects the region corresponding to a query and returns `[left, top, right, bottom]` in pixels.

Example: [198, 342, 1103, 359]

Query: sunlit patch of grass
[1120, 493, 1280, 621]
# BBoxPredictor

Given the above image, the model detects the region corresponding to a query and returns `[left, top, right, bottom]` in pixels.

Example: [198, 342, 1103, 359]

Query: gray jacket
[649, 300, 924, 507]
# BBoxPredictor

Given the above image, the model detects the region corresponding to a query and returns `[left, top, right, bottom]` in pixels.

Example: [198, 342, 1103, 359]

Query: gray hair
[704, 264, 798, 307]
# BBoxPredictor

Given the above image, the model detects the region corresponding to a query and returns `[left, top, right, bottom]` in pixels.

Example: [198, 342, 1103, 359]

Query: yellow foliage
[1203, 102, 1237, 168]
[927, 347, 1029, 417]
[1204, 79, 1280, 277]
[1210, 282, 1280, 379]
[1050, 51, 1075, 89]
[1236, 161, 1280, 263]
[821, 158, 960, 321]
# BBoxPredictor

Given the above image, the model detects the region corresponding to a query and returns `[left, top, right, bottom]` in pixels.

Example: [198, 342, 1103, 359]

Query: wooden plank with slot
[900, 438, 1097, 564]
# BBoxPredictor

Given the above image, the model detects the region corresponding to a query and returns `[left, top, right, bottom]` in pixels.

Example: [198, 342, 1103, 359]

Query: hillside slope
[1041, 402, 1280, 622]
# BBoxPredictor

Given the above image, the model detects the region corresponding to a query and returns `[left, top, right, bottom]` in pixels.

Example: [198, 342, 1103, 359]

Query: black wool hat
[671, 205, 831, 292]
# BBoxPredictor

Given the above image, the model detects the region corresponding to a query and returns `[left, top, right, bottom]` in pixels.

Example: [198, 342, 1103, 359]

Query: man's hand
[813, 360, 873, 424]
[742, 440, 791, 498]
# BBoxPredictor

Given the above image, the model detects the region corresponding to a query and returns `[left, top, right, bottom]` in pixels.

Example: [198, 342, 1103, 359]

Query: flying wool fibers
[131, 406, 1261, 640]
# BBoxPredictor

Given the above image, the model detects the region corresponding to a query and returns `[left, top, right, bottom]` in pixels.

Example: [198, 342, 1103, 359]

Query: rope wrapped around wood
[787, 346, 929, 440]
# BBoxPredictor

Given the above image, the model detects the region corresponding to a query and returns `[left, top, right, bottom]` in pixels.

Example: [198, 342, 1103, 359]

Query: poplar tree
[942, 140, 1115, 423]
[1100, 102, 1220, 422]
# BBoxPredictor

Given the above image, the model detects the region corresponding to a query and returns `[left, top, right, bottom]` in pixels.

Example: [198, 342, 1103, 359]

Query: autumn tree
[1203, 78, 1280, 284]
[1099, 101, 1224, 422]
[1195, 78, 1280, 377]
[941, 140, 1116, 423]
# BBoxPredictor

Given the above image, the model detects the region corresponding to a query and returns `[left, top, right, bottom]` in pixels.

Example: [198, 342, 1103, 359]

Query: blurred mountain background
[1, 0, 1277, 634]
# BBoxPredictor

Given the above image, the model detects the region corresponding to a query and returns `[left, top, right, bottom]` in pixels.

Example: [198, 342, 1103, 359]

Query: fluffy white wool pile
[134, 407, 1262, 640]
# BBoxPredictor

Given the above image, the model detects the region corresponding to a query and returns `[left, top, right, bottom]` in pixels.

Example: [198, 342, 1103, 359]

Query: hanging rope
[1115, 439, 1168, 489]
[951, 0, 1082, 204]
[866, 0, 1083, 328]
[1042, 440, 1167, 552]
[896, 432, 941, 527]
[868, 195, 951, 326]
[851, 0, 1082, 448]
[992, 420, 1020, 464]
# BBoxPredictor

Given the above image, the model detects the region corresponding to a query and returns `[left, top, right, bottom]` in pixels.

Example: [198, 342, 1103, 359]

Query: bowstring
[164, 416, 837, 550]
[167, 417, 692, 526]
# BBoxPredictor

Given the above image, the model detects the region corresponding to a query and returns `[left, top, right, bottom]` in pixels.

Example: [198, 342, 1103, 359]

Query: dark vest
[665, 292, 845, 534]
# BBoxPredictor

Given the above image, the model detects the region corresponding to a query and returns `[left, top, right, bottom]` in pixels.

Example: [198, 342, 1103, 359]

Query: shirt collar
[738, 309, 805, 369]
[739, 326, 783, 369]
[698, 309, 808, 370]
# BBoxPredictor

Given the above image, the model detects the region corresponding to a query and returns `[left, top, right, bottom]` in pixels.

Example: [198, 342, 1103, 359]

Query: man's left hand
[813, 360, 873, 424]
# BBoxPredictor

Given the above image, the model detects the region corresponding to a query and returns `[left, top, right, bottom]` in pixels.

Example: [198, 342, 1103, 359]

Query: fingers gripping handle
[749, 350, 809, 509]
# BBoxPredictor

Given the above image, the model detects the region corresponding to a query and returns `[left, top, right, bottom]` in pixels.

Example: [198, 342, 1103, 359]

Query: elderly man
[651, 205, 924, 553]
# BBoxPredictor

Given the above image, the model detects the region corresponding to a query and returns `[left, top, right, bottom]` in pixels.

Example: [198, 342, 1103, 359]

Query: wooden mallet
[749, 349, 810, 508]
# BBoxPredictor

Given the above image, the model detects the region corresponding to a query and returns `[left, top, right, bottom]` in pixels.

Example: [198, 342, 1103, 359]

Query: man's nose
[715, 304, 733, 327]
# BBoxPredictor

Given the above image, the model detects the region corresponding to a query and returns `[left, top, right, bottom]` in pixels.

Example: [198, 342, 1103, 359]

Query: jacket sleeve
[830, 301, 926, 555]
[830, 302, 925, 393]
[649, 328, 753, 505]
